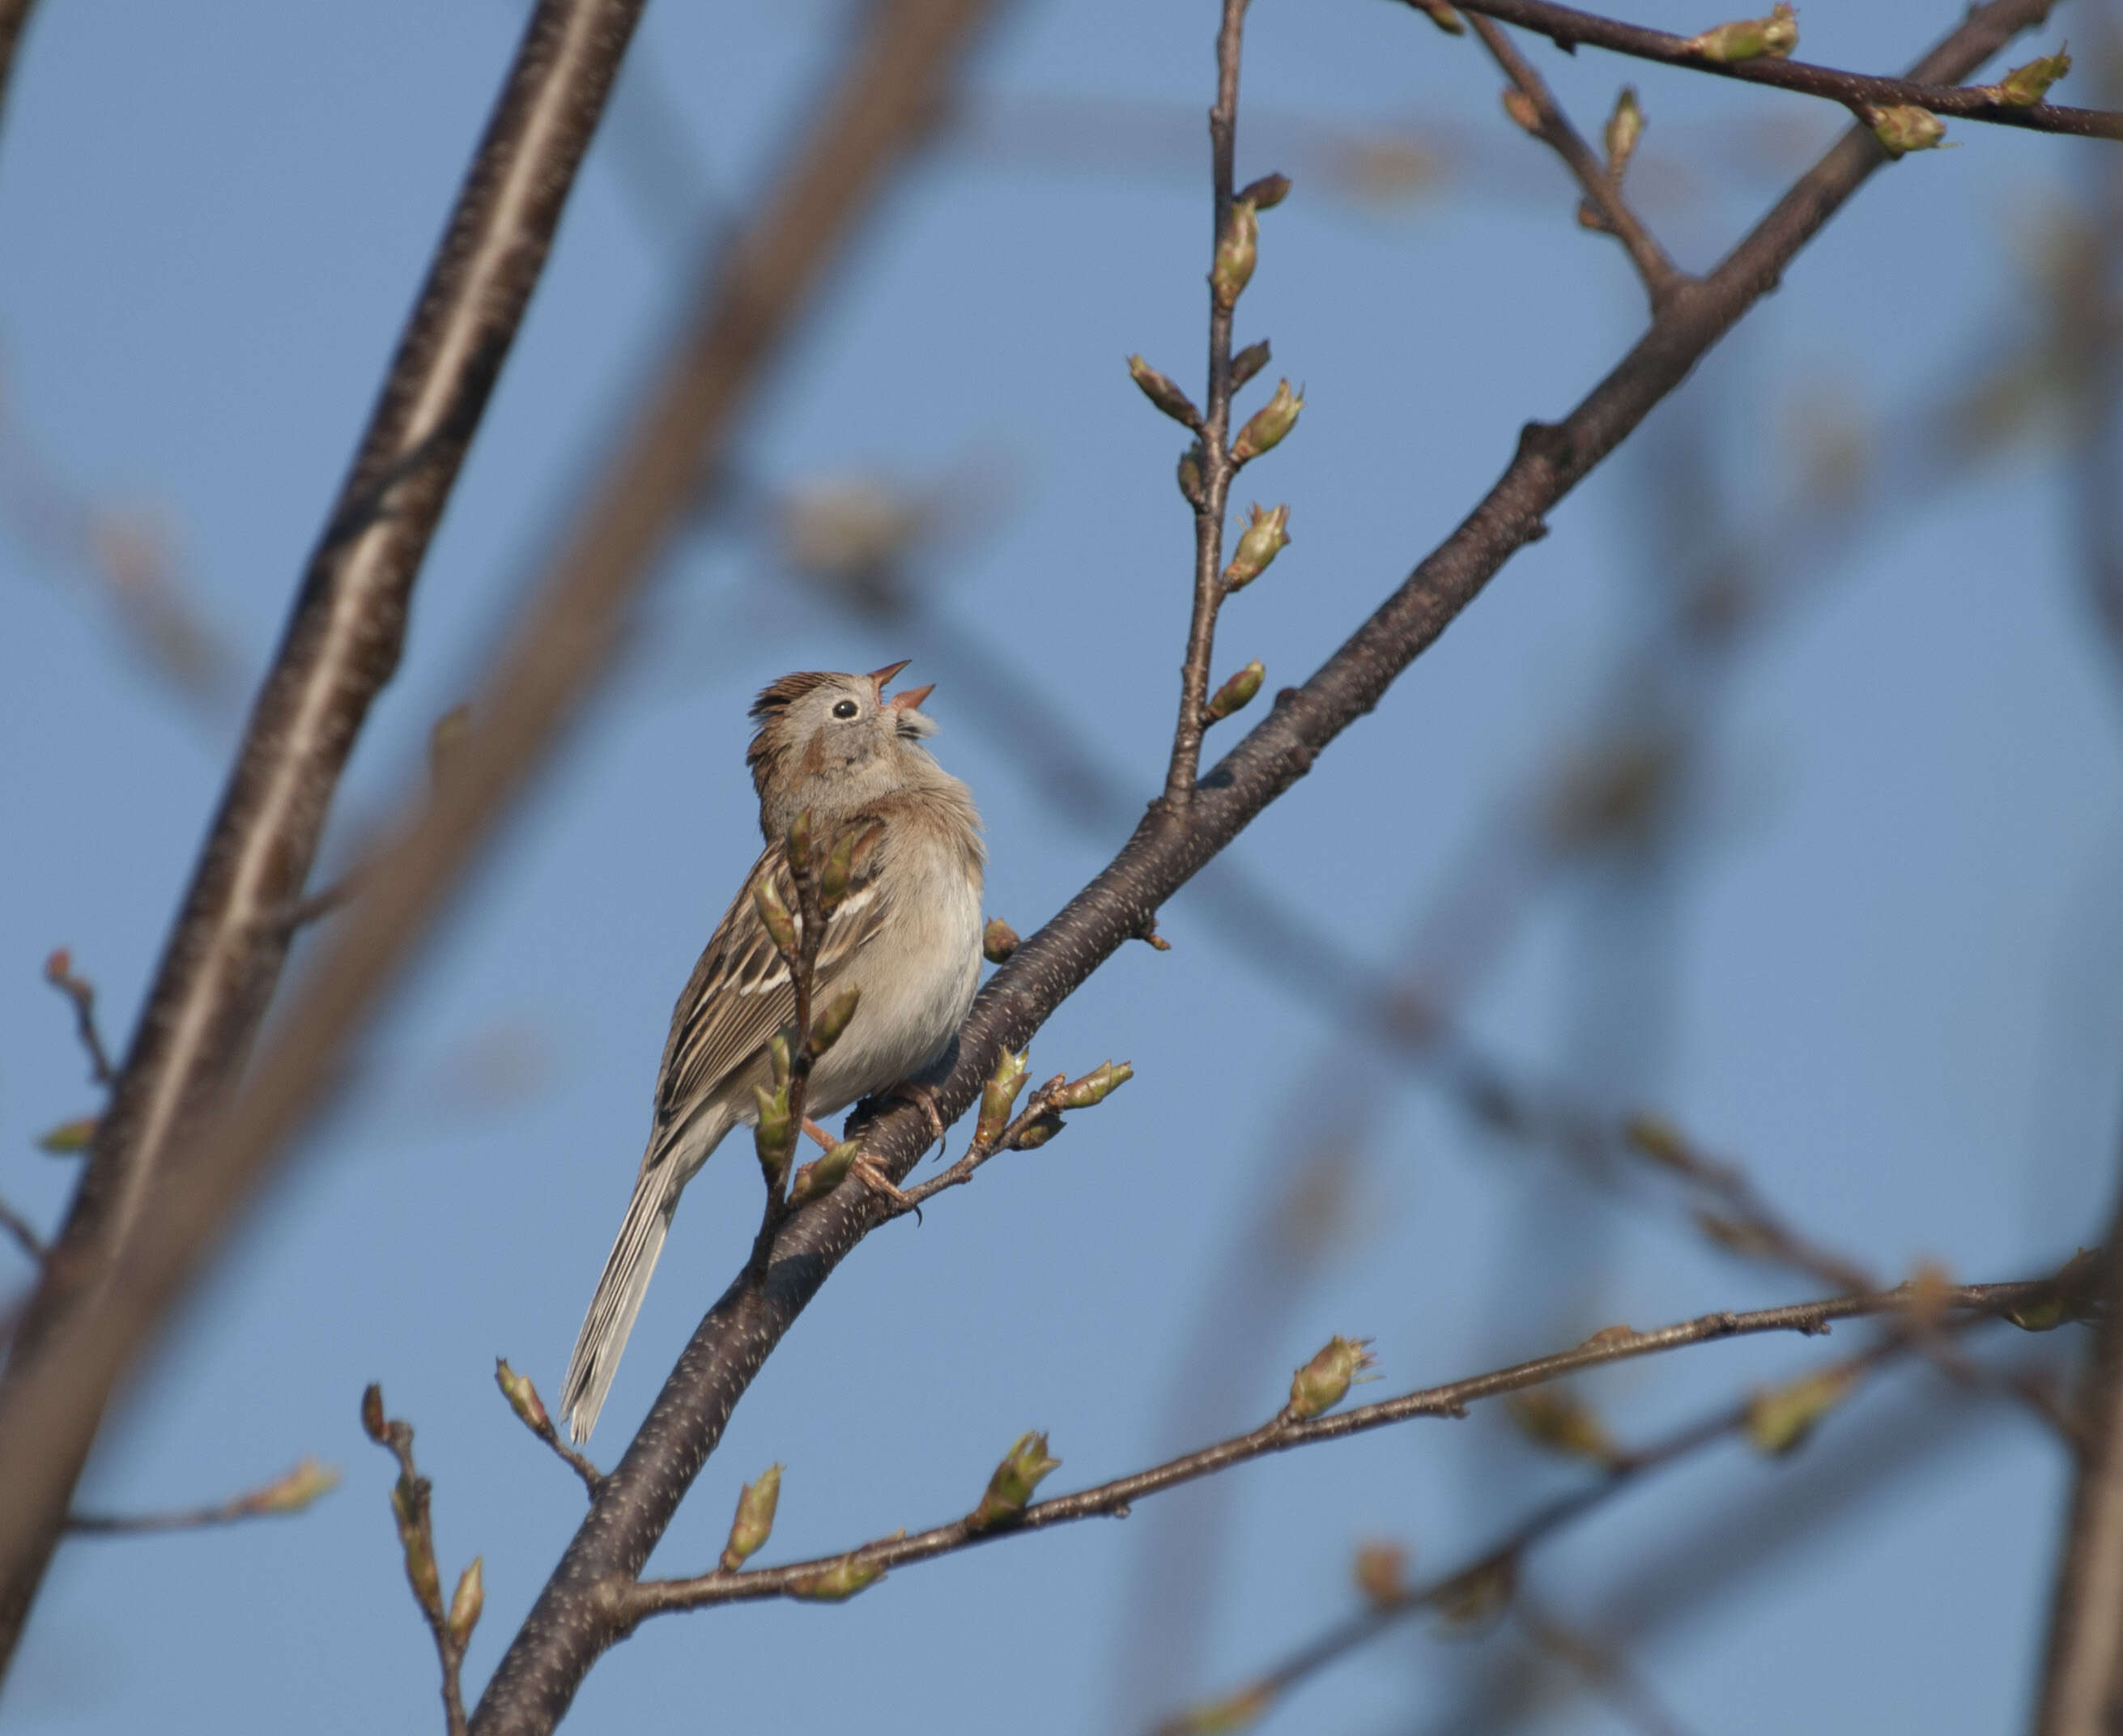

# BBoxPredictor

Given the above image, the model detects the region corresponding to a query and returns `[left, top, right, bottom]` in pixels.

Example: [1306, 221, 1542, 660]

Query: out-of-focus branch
[64, 1456, 338, 1536]
[1466, 12, 1685, 308]
[1440, 0, 2120, 142]
[1159, 1293, 2070, 1734]
[2036, 1134, 2123, 1735]
[0, 0, 646, 1673]
[619, 1277, 2056, 1622]
[1515, 1598, 1695, 1736]
[0, 0, 37, 147]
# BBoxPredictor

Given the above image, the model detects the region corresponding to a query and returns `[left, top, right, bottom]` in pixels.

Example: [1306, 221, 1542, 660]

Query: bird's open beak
[867, 660, 933, 713]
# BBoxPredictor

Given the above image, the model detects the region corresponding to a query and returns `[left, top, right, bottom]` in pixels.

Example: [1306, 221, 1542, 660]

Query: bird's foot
[852, 1152, 913, 1208]
[882, 1079, 948, 1154]
[802, 1116, 840, 1151]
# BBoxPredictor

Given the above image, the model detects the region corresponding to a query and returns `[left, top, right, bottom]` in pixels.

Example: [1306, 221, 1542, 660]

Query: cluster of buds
[1744, 1364, 1857, 1456]
[1988, 48, 2070, 107]
[1222, 503, 1290, 591]
[1684, 1, 1797, 62]
[970, 1431, 1062, 1530]
[1204, 661, 1265, 725]
[361, 1383, 483, 1653]
[1864, 103, 1948, 157]
[1284, 1335, 1377, 1422]
[719, 1465, 783, 1571]
[1232, 380, 1304, 464]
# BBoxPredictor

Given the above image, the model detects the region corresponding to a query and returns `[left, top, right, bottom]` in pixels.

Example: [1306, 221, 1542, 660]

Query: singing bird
[561, 663, 985, 1442]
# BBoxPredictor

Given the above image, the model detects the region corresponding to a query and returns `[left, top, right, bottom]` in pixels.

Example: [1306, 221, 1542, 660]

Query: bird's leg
[802, 1117, 839, 1151]
[851, 1152, 914, 1207]
[880, 1080, 948, 1154]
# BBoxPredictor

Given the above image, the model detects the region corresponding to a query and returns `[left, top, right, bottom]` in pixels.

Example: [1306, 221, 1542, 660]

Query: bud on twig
[1864, 103, 1947, 156]
[1222, 503, 1290, 591]
[1205, 661, 1266, 723]
[1212, 199, 1259, 309]
[1684, 1, 1797, 62]
[1013, 1115, 1065, 1149]
[447, 1557, 484, 1651]
[1176, 443, 1206, 507]
[361, 1383, 388, 1445]
[1745, 1365, 1856, 1455]
[977, 1047, 1031, 1147]
[390, 1479, 443, 1619]
[1129, 355, 1203, 430]
[720, 1465, 783, 1571]
[428, 704, 471, 785]
[789, 1138, 864, 1207]
[1230, 339, 1272, 393]
[982, 917, 1019, 964]
[789, 1553, 883, 1602]
[1501, 87, 1541, 134]
[1232, 380, 1304, 463]
[785, 807, 814, 882]
[752, 875, 798, 957]
[1507, 1389, 1615, 1465]
[769, 1029, 793, 1090]
[1353, 1540, 1410, 1608]
[1236, 172, 1291, 211]
[1285, 1335, 1377, 1422]
[1604, 87, 1644, 180]
[819, 820, 879, 913]
[495, 1359, 550, 1435]
[971, 1431, 1062, 1530]
[245, 1456, 342, 1515]
[754, 1083, 794, 1182]
[36, 1116, 96, 1154]
[1163, 1681, 1275, 1734]
[1407, 0, 1465, 32]
[807, 985, 862, 1057]
[1989, 47, 2070, 106]
[1054, 1061, 1133, 1109]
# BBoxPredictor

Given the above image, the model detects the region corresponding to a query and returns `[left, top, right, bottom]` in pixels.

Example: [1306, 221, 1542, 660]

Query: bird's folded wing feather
[644, 828, 887, 1170]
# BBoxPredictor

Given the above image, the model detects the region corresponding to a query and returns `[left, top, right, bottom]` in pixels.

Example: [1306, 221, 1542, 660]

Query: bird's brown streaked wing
[646, 838, 888, 1157]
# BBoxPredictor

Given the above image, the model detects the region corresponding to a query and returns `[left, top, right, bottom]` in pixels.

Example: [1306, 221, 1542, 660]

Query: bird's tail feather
[562, 1170, 673, 1444]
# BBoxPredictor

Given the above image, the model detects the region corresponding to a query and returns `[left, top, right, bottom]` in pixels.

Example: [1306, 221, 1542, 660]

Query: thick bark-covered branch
[0, 0, 644, 1667]
[1441, 0, 2119, 141]
[465, 3, 2060, 1729]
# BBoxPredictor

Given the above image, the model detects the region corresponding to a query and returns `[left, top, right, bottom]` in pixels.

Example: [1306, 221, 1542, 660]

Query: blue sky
[1, 1, 2118, 1731]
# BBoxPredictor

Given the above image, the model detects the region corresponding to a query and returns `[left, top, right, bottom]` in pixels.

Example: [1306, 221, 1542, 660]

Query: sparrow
[560, 662, 985, 1442]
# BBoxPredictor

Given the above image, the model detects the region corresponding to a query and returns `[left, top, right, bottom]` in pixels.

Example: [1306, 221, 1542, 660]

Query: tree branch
[64, 1455, 338, 1536]
[0, 0, 37, 150]
[1464, 11, 1685, 309]
[0, 0, 645, 1673]
[1439, 0, 2121, 142]
[40, 949, 114, 1090]
[616, 1277, 2058, 1622]
[457, 4, 2063, 1726]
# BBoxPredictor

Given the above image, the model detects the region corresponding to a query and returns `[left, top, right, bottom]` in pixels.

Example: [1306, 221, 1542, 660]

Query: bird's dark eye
[832, 699, 858, 719]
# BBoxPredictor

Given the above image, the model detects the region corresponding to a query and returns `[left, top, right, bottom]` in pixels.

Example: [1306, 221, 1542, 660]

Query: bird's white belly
[808, 861, 982, 1117]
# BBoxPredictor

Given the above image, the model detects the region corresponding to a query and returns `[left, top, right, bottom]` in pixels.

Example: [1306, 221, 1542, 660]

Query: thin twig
[0, 1203, 45, 1268]
[1164, 0, 1251, 806]
[1438, 0, 2123, 142]
[1155, 1316, 2002, 1732]
[364, 1389, 478, 1736]
[41, 951, 114, 1090]
[1516, 1598, 1697, 1736]
[615, 1275, 2061, 1620]
[65, 1455, 338, 1536]
[495, 1361, 603, 1498]
[1465, 12, 1686, 308]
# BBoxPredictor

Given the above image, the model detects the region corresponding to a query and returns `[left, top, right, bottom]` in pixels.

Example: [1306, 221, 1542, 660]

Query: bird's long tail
[561, 1168, 673, 1444]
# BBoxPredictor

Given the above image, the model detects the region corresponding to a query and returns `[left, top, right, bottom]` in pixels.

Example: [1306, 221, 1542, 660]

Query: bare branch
[362, 1387, 480, 1736]
[617, 1275, 2064, 1621]
[0, 1201, 45, 1267]
[40, 949, 114, 1090]
[0, 0, 38, 151]
[1466, 14, 1685, 308]
[65, 1456, 338, 1537]
[1439, 0, 2122, 142]
[0, 0, 647, 1674]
